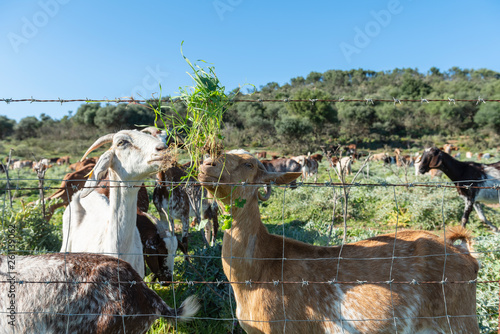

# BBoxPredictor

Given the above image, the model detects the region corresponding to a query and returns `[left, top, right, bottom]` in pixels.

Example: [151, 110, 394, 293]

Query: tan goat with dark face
[198, 150, 479, 334]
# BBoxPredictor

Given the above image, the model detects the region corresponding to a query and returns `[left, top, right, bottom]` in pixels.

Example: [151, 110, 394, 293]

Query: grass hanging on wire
[150, 42, 236, 176]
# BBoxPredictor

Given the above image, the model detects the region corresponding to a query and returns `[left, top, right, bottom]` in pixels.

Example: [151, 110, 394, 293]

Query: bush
[0, 204, 62, 253]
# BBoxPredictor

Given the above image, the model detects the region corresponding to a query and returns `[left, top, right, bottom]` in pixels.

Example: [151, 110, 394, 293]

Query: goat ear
[260, 171, 302, 185]
[80, 150, 113, 198]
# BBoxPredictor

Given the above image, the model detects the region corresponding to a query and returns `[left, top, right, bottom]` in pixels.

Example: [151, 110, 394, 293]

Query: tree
[14, 116, 40, 140]
[0, 116, 16, 139]
[290, 76, 305, 87]
[275, 115, 312, 144]
[337, 104, 375, 140]
[306, 71, 322, 84]
[286, 89, 337, 130]
[475, 103, 500, 134]
[93, 104, 155, 131]
[73, 103, 101, 126]
[400, 76, 432, 98]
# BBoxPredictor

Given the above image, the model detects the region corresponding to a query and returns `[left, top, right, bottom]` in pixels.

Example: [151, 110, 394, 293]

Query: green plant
[0, 203, 61, 253]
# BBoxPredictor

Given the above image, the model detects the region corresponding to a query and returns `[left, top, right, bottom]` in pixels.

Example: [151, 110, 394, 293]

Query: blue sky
[1, 0, 499, 122]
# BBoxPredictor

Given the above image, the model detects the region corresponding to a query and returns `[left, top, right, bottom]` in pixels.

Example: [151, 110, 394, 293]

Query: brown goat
[198, 151, 479, 334]
[69, 156, 98, 171]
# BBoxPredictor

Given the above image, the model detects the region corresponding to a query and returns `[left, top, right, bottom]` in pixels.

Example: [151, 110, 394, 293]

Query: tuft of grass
[150, 42, 242, 177]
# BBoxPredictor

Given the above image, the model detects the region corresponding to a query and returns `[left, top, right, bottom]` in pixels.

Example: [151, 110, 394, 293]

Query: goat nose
[156, 143, 167, 151]
[203, 158, 216, 166]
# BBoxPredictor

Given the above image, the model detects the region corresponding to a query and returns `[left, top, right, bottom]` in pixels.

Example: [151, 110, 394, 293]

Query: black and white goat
[0, 253, 198, 333]
[154, 165, 219, 252]
[419, 147, 500, 232]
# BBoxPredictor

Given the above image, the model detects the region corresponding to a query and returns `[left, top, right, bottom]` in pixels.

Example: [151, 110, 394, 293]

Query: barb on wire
[3, 97, 500, 105]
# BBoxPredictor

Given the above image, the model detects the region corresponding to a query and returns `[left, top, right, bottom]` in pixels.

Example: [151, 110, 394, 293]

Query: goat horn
[80, 133, 114, 161]
[258, 185, 272, 201]
[141, 127, 160, 136]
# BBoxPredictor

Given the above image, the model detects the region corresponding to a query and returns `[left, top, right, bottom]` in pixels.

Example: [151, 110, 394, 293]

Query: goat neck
[432, 150, 475, 182]
[106, 169, 142, 246]
[198, 152, 300, 281]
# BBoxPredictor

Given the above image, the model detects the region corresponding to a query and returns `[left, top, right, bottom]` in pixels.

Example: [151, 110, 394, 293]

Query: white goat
[0, 253, 198, 333]
[335, 156, 352, 176]
[198, 151, 479, 334]
[61, 129, 167, 277]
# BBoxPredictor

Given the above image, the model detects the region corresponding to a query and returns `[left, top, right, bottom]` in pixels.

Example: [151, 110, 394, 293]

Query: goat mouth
[198, 171, 220, 184]
[150, 154, 176, 171]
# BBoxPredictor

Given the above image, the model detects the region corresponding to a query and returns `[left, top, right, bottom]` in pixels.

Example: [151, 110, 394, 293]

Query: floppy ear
[429, 150, 443, 169]
[260, 171, 302, 185]
[81, 150, 114, 198]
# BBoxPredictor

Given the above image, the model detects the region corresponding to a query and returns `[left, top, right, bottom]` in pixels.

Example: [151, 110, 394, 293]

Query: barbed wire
[1, 178, 500, 192]
[0, 96, 497, 105]
[0, 278, 492, 286]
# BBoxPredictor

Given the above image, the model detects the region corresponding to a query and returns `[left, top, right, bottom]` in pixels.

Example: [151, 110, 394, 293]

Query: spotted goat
[0, 253, 198, 333]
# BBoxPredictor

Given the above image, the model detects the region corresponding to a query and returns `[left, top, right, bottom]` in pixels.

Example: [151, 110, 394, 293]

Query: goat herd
[1, 129, 499, 333]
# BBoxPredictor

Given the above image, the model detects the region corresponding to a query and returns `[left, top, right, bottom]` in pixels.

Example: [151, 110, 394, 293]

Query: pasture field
[1, 153, 500, 333]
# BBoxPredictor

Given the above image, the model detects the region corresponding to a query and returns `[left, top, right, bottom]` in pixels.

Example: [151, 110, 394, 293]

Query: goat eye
[244, 163, 253, 169]
[117, 140, 128, 147]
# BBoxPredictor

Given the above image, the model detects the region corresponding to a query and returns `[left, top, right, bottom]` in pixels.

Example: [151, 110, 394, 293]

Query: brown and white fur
[198, 151, 479, 334]
[0, 253, 198, 333]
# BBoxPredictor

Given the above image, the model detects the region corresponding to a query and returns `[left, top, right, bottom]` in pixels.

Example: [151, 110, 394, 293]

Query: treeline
[2, 66, 500, 154]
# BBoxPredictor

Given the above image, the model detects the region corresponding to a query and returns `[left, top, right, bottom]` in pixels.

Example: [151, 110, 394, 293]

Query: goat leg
[461, 198, 475, 228]
[473, 202, 499, 232]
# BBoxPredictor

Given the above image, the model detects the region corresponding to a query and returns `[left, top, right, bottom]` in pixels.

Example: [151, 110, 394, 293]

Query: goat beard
[159, 154, 177, 172]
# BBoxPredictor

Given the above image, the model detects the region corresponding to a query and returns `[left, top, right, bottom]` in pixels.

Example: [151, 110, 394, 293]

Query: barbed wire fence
[1, 97, 500, 332]
[1, 174, 500, 332]
[0, 96, 497, 104]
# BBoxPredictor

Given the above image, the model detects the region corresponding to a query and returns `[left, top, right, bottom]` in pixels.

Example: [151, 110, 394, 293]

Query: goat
[136, 211, 178, 283]
[69, 156, 98, 171]
[41, 164, 96, 221]
[97, 178, 178, 283]
[442, 143, 458, 154]
[12, 159, 32, 170]
[154, 165, 219, 251]
[290, 155, 310, 181]
[198, 151, 479, 334]
[368, 152, 389, 162]
[0, 253, 198, 333]
[260, 157, 302, 188]
[329, 156, 352, 176]
[394, 148, 414, 167]
[56, 155, 71, 165]
[256, 151, 267, 158]
[32, 158, 51, 172]
[42, 164, 176, 282]
[414, 157, 442, 179]
[419, 147, 500, 232]
[61, 129, 168, 278]
[478, 152, 493, 160]
[291, 154, 319, 182]
[306, 155, 319, 182]
[309, 153, 323, 163]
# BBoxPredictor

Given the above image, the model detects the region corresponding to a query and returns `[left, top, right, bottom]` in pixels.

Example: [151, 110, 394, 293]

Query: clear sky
[1, 0, 499, 122]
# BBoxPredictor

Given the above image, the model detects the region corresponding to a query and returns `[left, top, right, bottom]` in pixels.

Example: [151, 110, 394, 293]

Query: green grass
[2, 157, 499, 333]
